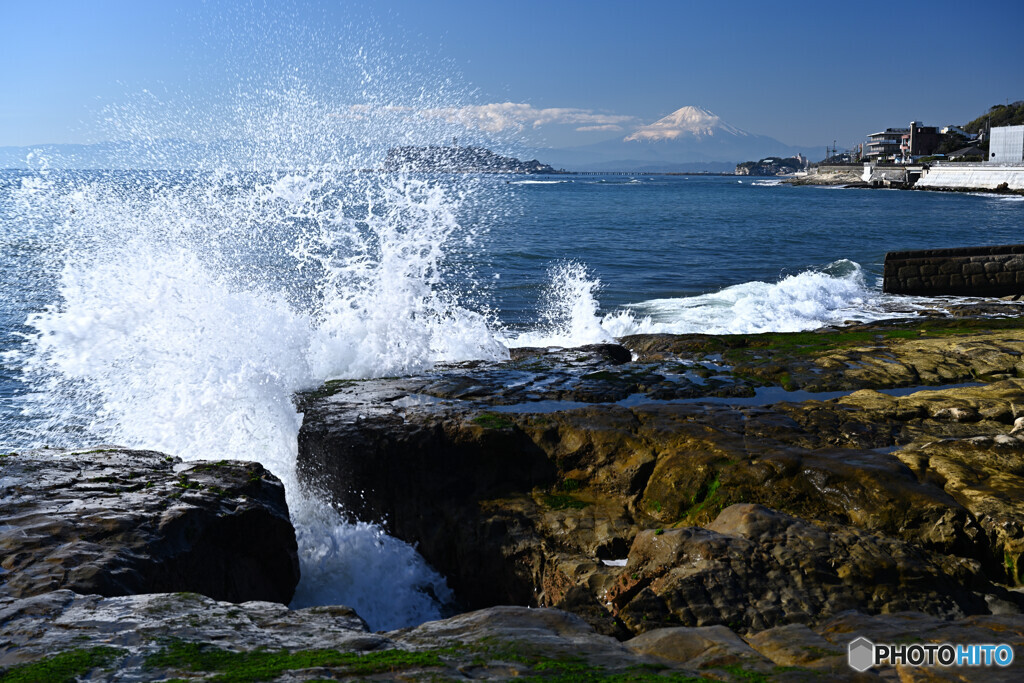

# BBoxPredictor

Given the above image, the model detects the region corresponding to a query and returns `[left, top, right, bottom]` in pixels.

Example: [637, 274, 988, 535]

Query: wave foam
[506, 262, 614, 347]
[504, 260, 894, 349]
[967, 192, 1024, 201]
[11, 105, 506, 629]
[622, 260, 895, 336]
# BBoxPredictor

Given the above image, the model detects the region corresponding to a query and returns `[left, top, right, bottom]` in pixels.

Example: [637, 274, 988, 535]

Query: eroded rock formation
[297, 312, 1024, 642]
[0, 448, 299, 604]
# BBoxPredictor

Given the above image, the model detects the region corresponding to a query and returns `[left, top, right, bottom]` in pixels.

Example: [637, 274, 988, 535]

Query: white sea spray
[507, 261, 614, 347]
[506, 259, 906, 347]
[7, 51, 513, 630]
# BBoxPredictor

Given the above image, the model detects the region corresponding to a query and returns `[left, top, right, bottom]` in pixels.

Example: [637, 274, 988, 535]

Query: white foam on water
[507, 260, 904, 348]
[751, 179, 783, 187]
[619, 261, 895, 335]
[967, 192, 1024, 201]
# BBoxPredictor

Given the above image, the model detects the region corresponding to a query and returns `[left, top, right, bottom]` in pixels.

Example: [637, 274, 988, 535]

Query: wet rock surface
[2, 590, 1022, 680]
[298, 314, 1024, 645]
[0, 448, 299, 604]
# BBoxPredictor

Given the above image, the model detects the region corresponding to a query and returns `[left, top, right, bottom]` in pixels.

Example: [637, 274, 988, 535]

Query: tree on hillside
[936, 132, 969, 154]
[963, 101, 1024, 135]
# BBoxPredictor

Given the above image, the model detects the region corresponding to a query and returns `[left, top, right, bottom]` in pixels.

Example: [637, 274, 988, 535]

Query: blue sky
[2, 0, 1022, 149]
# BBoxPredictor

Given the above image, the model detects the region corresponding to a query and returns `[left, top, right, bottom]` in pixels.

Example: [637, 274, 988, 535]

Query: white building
[940, 125, 976, 140]
[989, 125, 1024, 163]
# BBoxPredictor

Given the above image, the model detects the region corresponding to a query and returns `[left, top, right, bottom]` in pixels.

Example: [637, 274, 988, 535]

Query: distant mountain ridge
[539, 106, 821, 172]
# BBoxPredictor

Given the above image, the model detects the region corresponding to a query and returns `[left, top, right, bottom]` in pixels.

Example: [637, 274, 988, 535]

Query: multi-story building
[866, 127, 907, 162]
[989, 125, 1024, 163]
[867, 121, 940, 163]
[904, 122, 941, 161]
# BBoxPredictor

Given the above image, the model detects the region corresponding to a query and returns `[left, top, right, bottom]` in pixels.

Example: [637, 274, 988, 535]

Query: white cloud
[417, 103, 635, 132]
[575, 124, 623, 132]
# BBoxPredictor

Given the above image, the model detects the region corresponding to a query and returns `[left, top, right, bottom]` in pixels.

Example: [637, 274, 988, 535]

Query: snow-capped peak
[624, 106, 748, 142]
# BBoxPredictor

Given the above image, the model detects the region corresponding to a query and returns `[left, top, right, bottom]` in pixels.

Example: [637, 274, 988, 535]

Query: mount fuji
[541, 106, 821, 172]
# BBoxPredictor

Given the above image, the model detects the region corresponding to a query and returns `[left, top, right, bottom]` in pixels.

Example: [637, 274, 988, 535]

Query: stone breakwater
[7, 309, 1024, 680]
[884, 244, 1024, 297]
[917, 164, 1024, 192]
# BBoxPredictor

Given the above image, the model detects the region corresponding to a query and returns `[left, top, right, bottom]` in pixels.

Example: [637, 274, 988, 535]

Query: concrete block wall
[868, 167, 908, 185]
[917, 165, 1024, 190]
[883, 245, 1024, 297]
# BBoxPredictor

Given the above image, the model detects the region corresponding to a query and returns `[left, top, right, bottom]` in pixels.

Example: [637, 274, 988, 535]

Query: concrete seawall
[884, 245, 1024, 297]
[917, 164, 1024, 191]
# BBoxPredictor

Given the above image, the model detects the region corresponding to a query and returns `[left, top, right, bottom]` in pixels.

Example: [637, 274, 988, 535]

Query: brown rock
[606, 505, 999, 634]
[626, 625, 772, 670]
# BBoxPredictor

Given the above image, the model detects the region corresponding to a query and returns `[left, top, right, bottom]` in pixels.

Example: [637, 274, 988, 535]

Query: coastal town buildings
[947, 145, 986, 161]
[866, 122, 940, 163]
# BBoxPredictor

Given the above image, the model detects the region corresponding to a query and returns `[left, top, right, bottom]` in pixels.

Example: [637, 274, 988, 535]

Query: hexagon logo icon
[848, 637, 875, 672]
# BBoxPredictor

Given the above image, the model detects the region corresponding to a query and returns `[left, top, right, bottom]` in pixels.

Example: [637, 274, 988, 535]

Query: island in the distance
[382, 144, 557, 174]
[735, 155, 808, 176]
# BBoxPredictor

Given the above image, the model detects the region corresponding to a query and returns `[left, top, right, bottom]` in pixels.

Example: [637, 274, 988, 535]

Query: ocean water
[489, 175, 1024, 339]
[1, 164, 1021, 629]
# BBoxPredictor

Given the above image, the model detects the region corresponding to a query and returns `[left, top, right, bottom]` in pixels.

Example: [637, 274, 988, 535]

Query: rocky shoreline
[784, 168, 868, 188]
[5, 308, 1024, 680]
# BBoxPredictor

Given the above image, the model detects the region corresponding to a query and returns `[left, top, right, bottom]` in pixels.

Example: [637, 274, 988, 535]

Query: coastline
[782, 167, 868, 188]
[783, 163, 1024, 195]
[7, 309, 1024, 679]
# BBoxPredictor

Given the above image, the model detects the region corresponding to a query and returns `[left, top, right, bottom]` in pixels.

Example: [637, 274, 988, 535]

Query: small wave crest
[618, 260, 890, 336]
[502, 260, 893, 349]
[505, 261, 614, 347]
[967, 192, 1024, 201]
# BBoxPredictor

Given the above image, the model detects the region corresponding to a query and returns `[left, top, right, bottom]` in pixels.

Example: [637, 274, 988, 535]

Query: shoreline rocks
[784, 168, 866, 187]
[0, 448, 299, 605]
[8, 311, 1024, 679]
[297, 315, 1024, 647]
[3, 590, 1023, 680]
